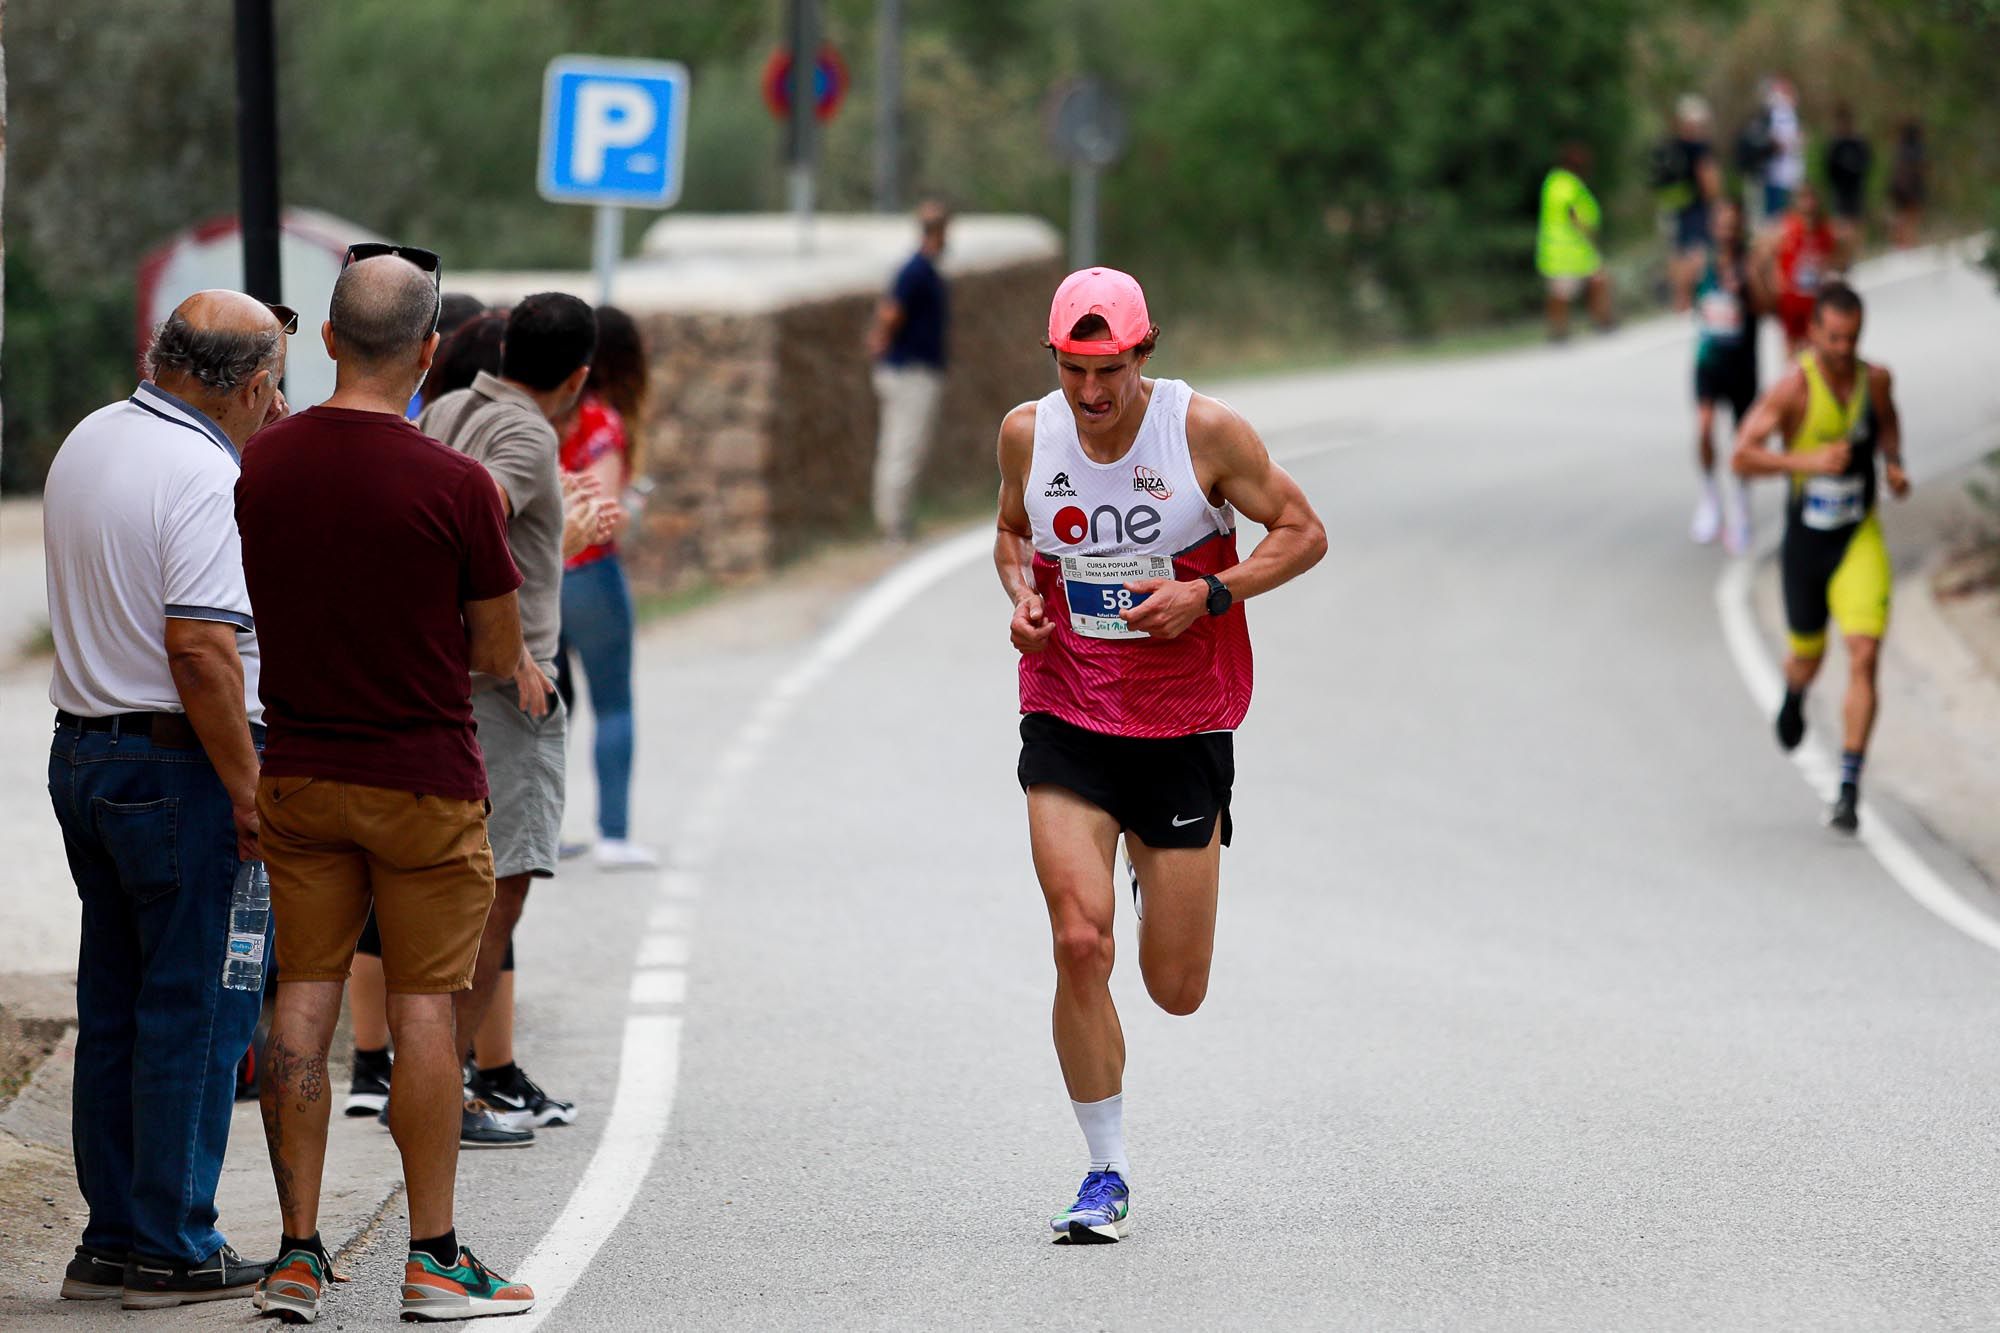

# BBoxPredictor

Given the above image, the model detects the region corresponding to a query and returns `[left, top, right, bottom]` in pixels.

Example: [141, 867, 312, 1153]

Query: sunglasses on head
[342, 242, 442, 273]
[264, 302, 300, 335]
[342, 242, 445, 332]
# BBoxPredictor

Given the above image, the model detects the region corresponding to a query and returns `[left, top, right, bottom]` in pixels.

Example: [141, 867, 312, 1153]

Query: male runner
[1731, 283, 1908, 832]
[995, 268, 1326, 1243]
[1689, 199, 1766, 553]
[1756, 182, 1848, 357]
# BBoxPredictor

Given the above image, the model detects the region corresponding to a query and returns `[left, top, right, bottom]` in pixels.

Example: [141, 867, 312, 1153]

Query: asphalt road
[130, 249, 2000, 1329]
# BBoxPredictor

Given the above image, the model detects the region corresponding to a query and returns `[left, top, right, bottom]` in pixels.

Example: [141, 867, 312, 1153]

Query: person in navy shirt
[865, 201, 951, 541]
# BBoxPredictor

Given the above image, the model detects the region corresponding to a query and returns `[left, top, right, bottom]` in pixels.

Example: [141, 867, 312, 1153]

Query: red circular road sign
[763, 45, 847, 122]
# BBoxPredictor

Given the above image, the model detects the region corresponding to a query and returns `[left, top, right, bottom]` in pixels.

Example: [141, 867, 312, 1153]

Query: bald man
[45, 290, 291, 1307]
[239, 249, 537, 1322]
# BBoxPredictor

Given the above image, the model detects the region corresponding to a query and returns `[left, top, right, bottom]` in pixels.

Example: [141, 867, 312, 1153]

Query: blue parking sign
[538, 56, 690, 208]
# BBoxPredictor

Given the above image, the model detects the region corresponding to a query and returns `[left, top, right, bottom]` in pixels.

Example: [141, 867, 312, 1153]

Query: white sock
[1071, 1093, 1130, 1178]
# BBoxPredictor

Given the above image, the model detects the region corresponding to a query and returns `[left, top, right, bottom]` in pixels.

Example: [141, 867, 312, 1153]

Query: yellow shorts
[1782, 513, 1891, 658]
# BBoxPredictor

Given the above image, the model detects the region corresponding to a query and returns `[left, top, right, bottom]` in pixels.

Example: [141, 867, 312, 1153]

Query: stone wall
[619, 254, 1065, 595]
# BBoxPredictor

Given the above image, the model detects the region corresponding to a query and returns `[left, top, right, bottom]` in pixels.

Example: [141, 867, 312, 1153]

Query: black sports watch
[1201, 574, 1234, 617]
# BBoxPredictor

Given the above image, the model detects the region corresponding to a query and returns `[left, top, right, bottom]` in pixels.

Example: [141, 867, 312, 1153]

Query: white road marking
[627, 968, 688, 1007]
[636, 934, 690, 968]
[1715, 553, 2000, 954]
[507, 1013, 680, 1325]
[510, 524, 997, 1327]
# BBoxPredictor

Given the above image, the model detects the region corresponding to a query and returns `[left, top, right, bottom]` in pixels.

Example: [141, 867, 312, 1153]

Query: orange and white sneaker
[399, 1246, 534, 1322]
[254, 1239, 336, 1324]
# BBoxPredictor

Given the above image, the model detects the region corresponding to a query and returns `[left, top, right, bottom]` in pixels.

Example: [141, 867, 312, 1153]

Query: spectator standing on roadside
[43, 290, 290, 1309]
[240, 248, 536, 1323]
[407, 293, 489, 417]
[1762, 78, 1806, 218]
[1537, 143, 1612, 341]
[866, 200, 952, 542]
[1825, 102, 1873, 252]
[341, 306, 616, 1122]
[1655, 94, 1723, 311]
[556, 304, 658, 871]
[420, 292, 598, 1137]
[1888, 118, 1927, 248]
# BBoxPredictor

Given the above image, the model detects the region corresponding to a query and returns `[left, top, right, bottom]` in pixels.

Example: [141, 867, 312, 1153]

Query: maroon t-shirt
[237, 405, 521, 799]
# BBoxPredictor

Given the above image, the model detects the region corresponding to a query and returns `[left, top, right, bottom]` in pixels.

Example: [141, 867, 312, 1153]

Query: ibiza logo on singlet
[1051, 503, 1164, 547]
[1132, 465, 1172, 501]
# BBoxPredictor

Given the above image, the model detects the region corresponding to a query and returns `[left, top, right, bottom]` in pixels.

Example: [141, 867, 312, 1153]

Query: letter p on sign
[539, 57, 690, 208]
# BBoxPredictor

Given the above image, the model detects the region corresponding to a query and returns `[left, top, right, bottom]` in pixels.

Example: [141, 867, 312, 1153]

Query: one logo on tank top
[1050, 503, 1164, 547]
[1043, 472, 1078, 497]
[1132, 465, 1172, 501]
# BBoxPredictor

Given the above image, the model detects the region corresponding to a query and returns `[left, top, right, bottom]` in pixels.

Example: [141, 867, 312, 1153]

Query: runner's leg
[1841, 634, 1881, 755]
[1128, 828, 1222, 1017]
[1028, 786, 1124, 1103]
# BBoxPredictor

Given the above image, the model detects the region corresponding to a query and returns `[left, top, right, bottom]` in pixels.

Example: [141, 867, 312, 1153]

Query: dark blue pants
[47, 723, 264, 1265]
[560, 554, 638, 840]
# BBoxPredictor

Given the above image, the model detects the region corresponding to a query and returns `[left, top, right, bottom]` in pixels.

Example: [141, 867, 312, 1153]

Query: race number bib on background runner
[1061, 553, 1173, 640]
[1801, 474, 1865, 530]
[1698, 290, 1741, 339]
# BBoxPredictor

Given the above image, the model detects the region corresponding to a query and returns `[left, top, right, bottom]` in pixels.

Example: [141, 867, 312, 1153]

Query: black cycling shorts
[1017, 712, 1234, 851]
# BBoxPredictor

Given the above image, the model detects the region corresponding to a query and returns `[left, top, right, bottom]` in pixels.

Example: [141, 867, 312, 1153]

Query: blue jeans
[47, 723, 265, 1264]
[560, 555, 637, 840]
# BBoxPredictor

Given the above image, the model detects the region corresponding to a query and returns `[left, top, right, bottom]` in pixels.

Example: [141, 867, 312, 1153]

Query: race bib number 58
[1061, 553, 1173, 640]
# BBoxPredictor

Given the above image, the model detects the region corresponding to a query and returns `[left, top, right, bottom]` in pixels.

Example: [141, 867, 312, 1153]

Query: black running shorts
[1695, 350, 1758, 423]
[1017, 712, 1234, 851]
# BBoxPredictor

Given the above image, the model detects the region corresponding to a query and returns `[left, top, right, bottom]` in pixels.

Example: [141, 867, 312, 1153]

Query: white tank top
[1025, 378, 1233, 560]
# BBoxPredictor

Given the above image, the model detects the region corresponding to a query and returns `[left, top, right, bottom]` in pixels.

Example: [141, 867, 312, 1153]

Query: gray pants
[871, 364, 945, 538]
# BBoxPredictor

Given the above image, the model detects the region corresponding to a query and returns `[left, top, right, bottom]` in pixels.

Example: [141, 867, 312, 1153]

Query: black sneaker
[461, 1096, 535, 1149]
[121, 1244, 268, 1309]
[471, 1064, 578, 1130]
[344, 1050, 392, 1117]
[60, 1244, 125, 1300]
[1775, 692, 1806, 751]
[1826, 782, 1861, 834]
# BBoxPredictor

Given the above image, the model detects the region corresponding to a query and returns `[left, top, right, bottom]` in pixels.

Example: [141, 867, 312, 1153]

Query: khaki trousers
[871, 364, 945, 538]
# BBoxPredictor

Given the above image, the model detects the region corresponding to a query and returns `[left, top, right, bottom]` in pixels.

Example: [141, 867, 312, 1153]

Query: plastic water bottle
[222, 861, 271, 992]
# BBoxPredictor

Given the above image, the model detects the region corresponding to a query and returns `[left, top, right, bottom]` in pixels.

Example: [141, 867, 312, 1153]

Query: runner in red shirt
[1758, 182, 1848, 356]
[995, 269, 1327, 1243]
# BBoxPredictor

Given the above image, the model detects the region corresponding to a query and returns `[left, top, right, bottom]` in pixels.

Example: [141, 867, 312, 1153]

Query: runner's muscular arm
[1872, 364, 1910, 498]
[1732, 372, 1843, 477]
[1120, 394, 1327, 641]
[994, 403, 1055, 654]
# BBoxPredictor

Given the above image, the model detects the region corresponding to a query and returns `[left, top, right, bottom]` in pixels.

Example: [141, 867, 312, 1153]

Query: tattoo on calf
[259, 1033, 329, 1219]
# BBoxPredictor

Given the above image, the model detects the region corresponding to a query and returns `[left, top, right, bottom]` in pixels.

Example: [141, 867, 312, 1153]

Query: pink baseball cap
[1047, 267, 1152, 355]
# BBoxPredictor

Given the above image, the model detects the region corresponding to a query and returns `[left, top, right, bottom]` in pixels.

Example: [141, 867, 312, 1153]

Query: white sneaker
[1722, 496, 1754, 556]
[593, 839, 660, 871]
[1690, 487, 1722, 544]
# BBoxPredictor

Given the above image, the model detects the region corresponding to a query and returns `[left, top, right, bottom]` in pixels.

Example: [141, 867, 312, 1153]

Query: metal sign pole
[593, 204, 621, 305]
[872, 0, 901, 213]
[232, 0, 282, 305]
[787, 0, 820, 253]
[1070, 163, 1098, 270]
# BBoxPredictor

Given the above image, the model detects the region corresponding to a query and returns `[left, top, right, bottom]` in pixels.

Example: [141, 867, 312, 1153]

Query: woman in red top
[558, 306, 656, 869]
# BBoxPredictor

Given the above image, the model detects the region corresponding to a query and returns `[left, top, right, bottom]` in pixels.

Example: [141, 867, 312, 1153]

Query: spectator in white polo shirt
[43, 290, 291, 1309]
